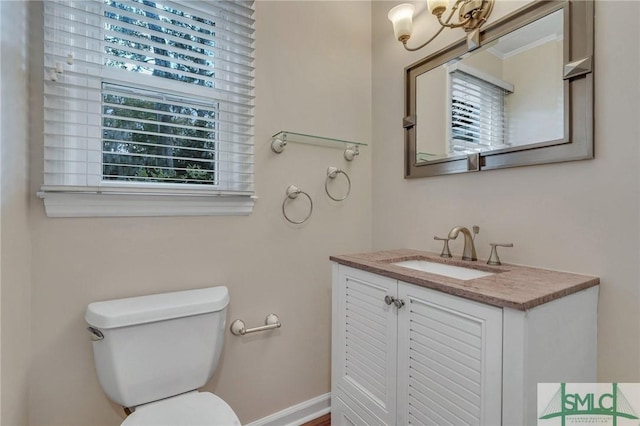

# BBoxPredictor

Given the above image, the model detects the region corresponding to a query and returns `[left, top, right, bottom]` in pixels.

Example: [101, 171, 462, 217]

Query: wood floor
[301, 413, 331, 426]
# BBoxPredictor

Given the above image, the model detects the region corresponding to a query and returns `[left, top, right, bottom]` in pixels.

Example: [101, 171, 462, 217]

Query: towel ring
[282, 185, 313, 224]
[325, 167, 351, 202]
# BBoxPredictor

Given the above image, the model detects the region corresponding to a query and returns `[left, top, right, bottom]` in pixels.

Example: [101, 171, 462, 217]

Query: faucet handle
[434, 236, 452, 258]
[487, 243, 513, 266]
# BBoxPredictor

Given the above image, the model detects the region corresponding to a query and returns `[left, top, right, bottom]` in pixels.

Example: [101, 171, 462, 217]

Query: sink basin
[392, 260, 494, 280]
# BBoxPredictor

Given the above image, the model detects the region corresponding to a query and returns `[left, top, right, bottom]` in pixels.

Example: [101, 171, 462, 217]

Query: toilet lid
[121, 392, 241, 426]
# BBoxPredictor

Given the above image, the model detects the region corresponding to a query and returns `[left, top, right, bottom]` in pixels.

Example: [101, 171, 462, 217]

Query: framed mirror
[404, 0, 593, 178]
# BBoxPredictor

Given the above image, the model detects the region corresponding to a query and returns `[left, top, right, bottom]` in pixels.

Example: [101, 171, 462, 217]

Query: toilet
[85, 286, 240, 426]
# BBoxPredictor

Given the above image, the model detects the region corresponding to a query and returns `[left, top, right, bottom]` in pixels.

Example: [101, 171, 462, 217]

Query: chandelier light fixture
[388, 0, 495, 51]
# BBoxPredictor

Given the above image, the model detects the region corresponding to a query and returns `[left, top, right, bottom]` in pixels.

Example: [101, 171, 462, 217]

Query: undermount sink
[392, 259, 495, 280]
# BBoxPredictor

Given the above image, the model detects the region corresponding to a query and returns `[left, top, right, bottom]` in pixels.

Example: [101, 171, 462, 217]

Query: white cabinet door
[333, 266, 398, 425]
[396, 283, 503, 426]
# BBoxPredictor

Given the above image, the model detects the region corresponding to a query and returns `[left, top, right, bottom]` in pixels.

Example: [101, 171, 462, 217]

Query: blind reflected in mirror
[415, 9, 564, 164]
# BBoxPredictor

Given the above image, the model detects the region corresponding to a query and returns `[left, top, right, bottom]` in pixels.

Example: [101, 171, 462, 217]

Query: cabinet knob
[385, 295, 405, 309]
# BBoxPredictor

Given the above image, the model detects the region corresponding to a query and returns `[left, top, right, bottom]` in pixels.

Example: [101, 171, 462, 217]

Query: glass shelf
[272, 130, 367, 149]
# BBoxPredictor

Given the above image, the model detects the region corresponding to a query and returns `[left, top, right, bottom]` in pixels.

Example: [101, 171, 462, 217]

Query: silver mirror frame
[404, 0, 593, 178]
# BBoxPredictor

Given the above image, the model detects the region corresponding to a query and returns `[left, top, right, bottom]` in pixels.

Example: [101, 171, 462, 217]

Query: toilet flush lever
[230, 314, 281, 336]
[87, 326, 104, 341]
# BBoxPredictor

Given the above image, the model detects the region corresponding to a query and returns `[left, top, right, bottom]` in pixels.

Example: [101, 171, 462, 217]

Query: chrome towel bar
[230, 313, 281, 336]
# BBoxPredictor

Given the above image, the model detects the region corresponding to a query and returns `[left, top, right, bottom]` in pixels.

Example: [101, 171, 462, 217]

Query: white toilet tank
[85, 286, 229, 408]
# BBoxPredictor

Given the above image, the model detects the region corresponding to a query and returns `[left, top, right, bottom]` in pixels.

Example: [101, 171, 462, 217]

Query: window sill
[37, 191, 256, 218]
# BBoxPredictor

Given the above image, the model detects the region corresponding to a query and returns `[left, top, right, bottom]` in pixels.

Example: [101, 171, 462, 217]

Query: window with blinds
[41, 0, 254, 216]
[449, 70, 510, 155]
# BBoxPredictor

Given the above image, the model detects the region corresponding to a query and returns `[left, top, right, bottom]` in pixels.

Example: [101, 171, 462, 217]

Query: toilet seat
[121, 391, 240, 426]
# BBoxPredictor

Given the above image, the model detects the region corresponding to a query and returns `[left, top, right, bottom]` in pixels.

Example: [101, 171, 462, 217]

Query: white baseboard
[244, 393, 331, 426]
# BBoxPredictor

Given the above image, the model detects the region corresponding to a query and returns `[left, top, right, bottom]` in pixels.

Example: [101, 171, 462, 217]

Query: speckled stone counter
[330, 249, 599, 310]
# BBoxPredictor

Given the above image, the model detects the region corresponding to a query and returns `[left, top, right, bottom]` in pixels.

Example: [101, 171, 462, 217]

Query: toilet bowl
[85, 286, 240, 425]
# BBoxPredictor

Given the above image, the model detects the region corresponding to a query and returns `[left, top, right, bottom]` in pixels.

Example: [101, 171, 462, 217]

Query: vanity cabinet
[331, 262, 598, 426]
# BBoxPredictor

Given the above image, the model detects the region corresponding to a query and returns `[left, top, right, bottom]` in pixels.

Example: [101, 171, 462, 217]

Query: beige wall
[504, 39, 564, 145]
[1, 1, 32, 425]
[3, 1, 640, 425]
[416, 66, 447, 157]
[462, 49, 504, 78]
[373, 0, 640, 383]
[26, 1, 371, 425]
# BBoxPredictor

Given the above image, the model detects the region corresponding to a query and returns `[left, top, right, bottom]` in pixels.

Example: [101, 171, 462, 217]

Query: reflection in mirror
[415, 10, 564, 163]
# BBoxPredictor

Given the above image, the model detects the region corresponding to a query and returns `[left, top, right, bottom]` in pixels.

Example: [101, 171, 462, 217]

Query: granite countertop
[330, 248, 599, 311]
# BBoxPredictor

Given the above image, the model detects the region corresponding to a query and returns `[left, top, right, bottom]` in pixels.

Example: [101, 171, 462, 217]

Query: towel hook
[282, 185, 313, 224]
[325, 167, 351, 201]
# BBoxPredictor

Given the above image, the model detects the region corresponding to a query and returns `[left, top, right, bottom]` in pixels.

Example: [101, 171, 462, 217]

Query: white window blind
[41, 0, 254, 215]
[449, 70, 510, 154]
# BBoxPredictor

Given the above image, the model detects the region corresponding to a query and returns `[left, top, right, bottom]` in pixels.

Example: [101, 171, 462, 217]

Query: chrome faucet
[448, 226, 478, 261]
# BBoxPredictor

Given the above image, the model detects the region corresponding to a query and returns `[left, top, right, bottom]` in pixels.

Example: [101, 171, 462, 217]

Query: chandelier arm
[402, 25, 446, 52]
[442, 0, 466, 24]
[437, 13, 473, 29]
[402, 0, 463, 52]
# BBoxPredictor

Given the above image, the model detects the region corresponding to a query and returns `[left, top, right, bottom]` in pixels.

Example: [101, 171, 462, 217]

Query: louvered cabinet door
[332, 265, 398, 425]
[396, 283, 503, 426]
